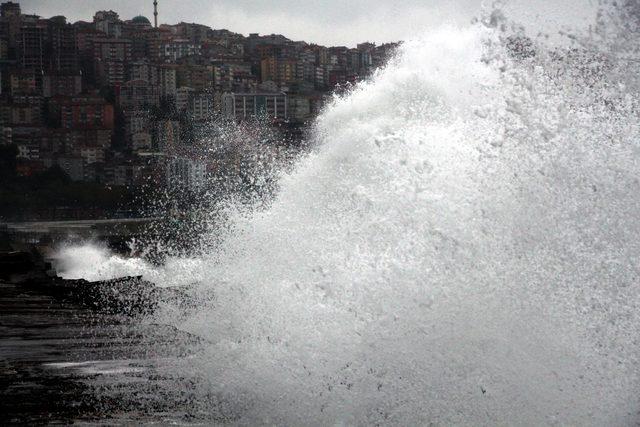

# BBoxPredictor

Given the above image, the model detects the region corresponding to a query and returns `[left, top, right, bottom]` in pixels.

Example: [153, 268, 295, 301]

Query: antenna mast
[153, 1, 158, 28]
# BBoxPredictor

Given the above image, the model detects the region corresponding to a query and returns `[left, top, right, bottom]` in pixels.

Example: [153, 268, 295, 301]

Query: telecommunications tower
[153, 1, 158, 28]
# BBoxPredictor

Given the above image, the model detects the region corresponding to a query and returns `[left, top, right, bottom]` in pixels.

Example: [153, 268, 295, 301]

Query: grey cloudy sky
[20, 0, 597, 47]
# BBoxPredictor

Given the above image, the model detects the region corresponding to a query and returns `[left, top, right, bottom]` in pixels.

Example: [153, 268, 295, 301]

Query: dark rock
[2, 247, 165, 316]
[0, 248, 55, 283]
[0, 252, 34, 280]
[25, 276, 161, 316]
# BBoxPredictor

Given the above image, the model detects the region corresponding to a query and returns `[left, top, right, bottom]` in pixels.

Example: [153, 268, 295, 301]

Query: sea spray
[58, 9, 640, 425]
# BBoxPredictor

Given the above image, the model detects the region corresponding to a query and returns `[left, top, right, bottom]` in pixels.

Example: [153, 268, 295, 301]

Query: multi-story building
[166, 155, 206, 190]
[0, 2, 22, 52]
[8, 95, 43, 126]
[212, 61, 255, 92]
[176, 63, 212, 92]
[245, 33, 292, 56]
[93, 10, 122, 39]
[0, 38, 8, 59]
[142, 27, 173, 60]
[314, 66, 325, 89]
[260, 56, 297, 86]
[92, 37, 132, 86]
[121, 107, 151, 155]
[189, 91, 213, 121]
[91, 36, 131, 62]
[155, 120, 180, 150]
[202, 38, 244, 62]
[75, 25, 104, 53]
[172, 22, 211, 43]
[80, 146, 105, 164]
[10, 125, 42, 148]
[157, 64, 177, 98]
[287, 95, 312, 122]
[49, 94, 114, 130]
[42, 74, 82, 97]
[94, 58, 128, 87]
[9, 69, 38, 94]
[125, 22, 151, 60]
[0, 1, 20, 18]
[123, 110, 150, 137]
[19, 19, 47, 71]
[356, 42, 375, 74]
[161, 38, 200, 62]
[296, 50, 317, 85]
[117, 79, 159, 110]
[39, 128, 108, 157]
[40, 128, 75, 155]
[175, 86, 194, 111]
[127, 59, 157, 83]
[72, 129, 111, 150]
[221, 92, 288, 121]
[48, 16, 78, 73]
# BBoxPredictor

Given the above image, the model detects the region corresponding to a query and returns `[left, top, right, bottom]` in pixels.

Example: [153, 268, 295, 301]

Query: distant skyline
[19, 0, 597, 47]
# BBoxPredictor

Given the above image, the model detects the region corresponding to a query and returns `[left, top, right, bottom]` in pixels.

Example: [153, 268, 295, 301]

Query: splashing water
[58, 12, 640, 426]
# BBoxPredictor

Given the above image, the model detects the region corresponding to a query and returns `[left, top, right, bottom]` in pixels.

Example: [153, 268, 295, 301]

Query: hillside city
[0, 1, 398, 220]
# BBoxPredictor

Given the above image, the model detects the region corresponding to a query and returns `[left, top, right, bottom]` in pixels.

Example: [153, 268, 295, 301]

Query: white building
[221, 92, 288, 121]
[166, 156, 206, 190]
[189, 92, 213, 121]
[94, 10, 122, 38]
[162, 39, 201, 62]
[157, 66, 177, 98]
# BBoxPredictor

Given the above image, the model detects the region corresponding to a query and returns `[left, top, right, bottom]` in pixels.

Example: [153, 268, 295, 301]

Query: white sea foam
[56, 243, 202, 287]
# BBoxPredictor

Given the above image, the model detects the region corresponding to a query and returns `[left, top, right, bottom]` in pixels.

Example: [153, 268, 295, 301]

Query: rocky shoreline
[0, 249, 219, 425]
[0, 246, 171, 316]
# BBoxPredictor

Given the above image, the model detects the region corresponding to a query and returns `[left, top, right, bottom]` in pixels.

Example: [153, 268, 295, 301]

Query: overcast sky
[20, 0, 597, 47]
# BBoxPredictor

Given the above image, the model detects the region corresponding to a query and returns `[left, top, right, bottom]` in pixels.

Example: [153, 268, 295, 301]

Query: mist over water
[58, 6, 640, 425]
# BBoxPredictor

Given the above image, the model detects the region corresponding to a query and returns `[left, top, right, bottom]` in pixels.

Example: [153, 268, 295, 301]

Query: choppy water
[59, 5, 640, 425]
